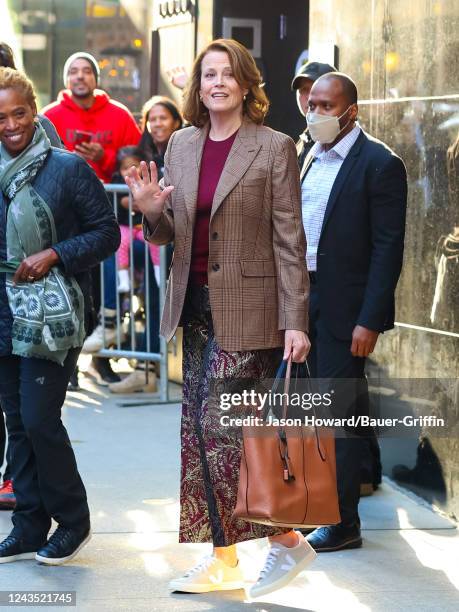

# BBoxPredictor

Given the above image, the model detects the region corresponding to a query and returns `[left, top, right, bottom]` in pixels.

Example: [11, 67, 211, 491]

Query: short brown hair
[0, 67, 37, 111]
[183, 38, 269, 127]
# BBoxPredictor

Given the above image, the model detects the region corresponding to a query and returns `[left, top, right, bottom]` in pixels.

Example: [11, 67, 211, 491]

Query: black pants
[308, 285, 367, 527]
[0, 349, 89, 545]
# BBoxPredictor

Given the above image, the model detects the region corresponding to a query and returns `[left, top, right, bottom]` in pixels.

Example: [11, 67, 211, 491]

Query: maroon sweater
[190, 131, 238, 286]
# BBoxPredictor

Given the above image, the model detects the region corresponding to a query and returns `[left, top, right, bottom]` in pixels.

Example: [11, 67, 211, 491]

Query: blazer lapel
[321, 130, 366, 232]
[210, 119, 261, 221]
[183, 125, 208, 222]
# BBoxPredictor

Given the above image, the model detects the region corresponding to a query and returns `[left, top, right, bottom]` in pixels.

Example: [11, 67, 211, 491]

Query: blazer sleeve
[357, 154, 407, 331]
[52, 158, 121, 275]
[271, 136, 310, 332]
[143, 130, 176, 246]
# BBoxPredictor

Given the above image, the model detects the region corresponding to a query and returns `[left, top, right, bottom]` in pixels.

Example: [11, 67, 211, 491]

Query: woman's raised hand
[124, 161, 174, 219]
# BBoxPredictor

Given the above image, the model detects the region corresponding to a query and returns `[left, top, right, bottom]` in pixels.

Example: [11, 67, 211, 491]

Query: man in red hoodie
[43, 52, 141, 385]
[42, 51, 141, 183]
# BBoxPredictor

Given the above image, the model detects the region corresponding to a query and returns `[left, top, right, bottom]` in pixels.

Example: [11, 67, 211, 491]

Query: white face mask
[306, 105, 353, 144]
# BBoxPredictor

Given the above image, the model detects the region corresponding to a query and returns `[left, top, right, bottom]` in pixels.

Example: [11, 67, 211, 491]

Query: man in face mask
[291, 61, 336, 168]
[300, 73, 407, 552]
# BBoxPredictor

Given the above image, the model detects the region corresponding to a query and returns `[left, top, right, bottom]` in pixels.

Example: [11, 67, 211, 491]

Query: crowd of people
[0, 37, 407, 600]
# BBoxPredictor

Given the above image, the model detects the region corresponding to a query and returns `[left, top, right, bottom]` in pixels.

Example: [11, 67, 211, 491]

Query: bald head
[313, 72, 358, 105]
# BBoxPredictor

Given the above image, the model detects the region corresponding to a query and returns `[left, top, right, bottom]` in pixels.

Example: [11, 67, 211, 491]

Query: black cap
[291, 61, 337, 91]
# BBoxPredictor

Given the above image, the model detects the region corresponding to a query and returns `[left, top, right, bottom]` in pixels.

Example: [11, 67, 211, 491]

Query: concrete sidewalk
[0, 376, 457, 611]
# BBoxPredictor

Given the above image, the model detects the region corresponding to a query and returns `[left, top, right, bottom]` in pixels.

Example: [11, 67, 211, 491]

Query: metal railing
[96, 183, 169, 402]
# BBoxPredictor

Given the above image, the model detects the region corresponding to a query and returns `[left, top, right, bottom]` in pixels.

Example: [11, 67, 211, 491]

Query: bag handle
[292, 359, 327, 462]
[272, 354, 327, 481]
[261, 353, 293, 480]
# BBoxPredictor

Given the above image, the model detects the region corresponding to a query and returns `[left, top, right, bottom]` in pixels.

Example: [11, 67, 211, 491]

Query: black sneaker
[35, 526, 91, 565]
[0, 534, 43, 563]
[89, 357, 121, 385]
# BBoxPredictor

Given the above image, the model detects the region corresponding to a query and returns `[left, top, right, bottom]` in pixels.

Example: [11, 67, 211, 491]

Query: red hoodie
[42, 89, 141, 183]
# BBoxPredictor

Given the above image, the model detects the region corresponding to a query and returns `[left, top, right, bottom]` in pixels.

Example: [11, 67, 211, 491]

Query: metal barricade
[96, 183, 169, 402]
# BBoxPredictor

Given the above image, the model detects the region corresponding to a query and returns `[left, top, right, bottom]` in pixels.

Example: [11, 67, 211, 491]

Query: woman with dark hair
[126, 39, 315, 598]
[0, 67, 120, 564]
[138, 95, 183, 178]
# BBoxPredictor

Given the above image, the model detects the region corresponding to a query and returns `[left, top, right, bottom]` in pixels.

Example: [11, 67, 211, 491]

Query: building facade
[3, 0, 152, 114]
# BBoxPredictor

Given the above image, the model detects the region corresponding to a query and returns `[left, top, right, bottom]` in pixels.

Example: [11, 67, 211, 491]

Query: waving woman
[126, 39, 314, 598]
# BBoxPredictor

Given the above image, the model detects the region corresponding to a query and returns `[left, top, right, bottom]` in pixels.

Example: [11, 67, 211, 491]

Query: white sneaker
[169, 555, 245, 593]
[249, 531, 316, 598]
[82, 324, 117, 353]
[108, 370, 157, 394]
[117, 269, 130, 293]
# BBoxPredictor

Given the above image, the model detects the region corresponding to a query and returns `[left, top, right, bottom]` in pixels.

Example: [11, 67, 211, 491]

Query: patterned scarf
[0, 123, 85, 365]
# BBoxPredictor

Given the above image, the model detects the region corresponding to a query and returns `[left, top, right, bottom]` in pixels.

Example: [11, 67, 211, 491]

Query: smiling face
[0, 88, 36, 157]
[66, 58, 97, 99]
[147, 104, 180, 147]
[199, 50, 247, 119]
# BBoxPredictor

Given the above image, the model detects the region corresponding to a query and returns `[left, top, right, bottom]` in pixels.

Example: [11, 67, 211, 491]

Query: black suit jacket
[301, 129, 407, 340]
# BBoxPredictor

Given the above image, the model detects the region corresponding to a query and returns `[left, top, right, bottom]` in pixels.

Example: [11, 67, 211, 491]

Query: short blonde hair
[183, 38, 269, 127]
[0, 67, 37, 112]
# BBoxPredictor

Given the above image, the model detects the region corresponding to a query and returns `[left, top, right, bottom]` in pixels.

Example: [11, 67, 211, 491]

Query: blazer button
[212, 263, 220, 272]
[212, 232, 219, 240]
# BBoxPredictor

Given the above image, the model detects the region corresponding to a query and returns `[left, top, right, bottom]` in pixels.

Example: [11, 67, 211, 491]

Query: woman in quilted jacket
[0, 67, 120, 565]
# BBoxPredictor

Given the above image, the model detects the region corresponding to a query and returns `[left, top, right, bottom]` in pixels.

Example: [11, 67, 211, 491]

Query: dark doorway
[213, 0, 309, 139]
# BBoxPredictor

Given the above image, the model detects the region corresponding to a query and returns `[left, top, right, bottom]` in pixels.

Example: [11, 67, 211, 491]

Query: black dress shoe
[90, 357, 121, 385]
[0, 534, 44, 563]
[36, 525, 91, 565]
[306, 524, 362, 552]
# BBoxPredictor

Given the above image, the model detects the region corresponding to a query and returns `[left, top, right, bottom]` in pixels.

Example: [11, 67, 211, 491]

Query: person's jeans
[0, 349, 90, 543]
[102, 254, 117, 311]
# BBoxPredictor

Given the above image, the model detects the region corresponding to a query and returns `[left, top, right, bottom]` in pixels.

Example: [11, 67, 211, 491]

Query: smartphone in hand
[75, 130, 92, 145]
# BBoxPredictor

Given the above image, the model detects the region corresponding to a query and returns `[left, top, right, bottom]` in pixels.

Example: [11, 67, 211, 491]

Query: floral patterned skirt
[179, 285, 288, 546]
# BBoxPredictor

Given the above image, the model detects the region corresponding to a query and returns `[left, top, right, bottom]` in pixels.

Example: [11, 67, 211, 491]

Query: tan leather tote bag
[233, 355, 341, 528]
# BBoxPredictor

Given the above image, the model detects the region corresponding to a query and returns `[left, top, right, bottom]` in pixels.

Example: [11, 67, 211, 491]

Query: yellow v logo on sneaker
[280, 554, 296, 571]
[209, 569, 224, 584]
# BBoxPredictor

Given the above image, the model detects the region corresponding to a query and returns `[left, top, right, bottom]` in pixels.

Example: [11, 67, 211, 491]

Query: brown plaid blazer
[144, 118, 309, 351]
